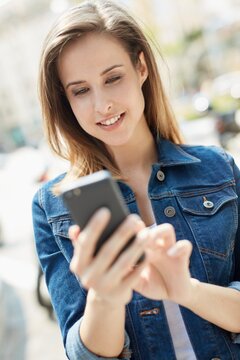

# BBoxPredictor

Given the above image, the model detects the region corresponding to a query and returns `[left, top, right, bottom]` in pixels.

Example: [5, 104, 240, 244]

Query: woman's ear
[137, 51, 148, 85]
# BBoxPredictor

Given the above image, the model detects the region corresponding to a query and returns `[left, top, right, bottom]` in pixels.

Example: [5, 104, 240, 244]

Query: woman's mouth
[97, 113, 125, 129]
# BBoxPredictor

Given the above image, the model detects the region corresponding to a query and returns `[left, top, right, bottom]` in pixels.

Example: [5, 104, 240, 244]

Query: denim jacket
[32, 138, 240, 360]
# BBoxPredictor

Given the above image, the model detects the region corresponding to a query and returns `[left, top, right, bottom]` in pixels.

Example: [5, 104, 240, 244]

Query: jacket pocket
[177, 185, 238, 258]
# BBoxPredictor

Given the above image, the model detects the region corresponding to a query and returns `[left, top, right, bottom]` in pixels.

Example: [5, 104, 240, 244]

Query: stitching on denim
[48, 216, 72, 224]
[54, 231, 70, 239]
[124, 194, 135, 203]
[176, 181, 235, 198]
[199, 247, 228, 259]
[180, 211, 210, 282]
[222, 331, 236, 360]
[232, 199, 239, 229]
[199, 239, 235, 259]
[50, 218, 73, 238]
[181, 196, 237, 216]
[39, 188, 44, 209]
[55, 236, 67, 254]
[175, 144, 202, 161]
[231, 240, 235, 252]
[150, 181, 235, 200]
[150, 191, 174, 200]
[159, 145, 200, 166]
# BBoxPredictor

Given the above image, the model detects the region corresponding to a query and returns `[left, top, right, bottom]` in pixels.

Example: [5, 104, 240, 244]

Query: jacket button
[211, 358, 221, 360]
[164, 206, 176, 217]
[157, 170, 165, 182]
[203, 200, 214, 209]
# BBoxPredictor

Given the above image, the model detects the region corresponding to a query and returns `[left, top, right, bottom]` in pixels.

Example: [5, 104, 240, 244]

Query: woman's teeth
[100, 114, 121, 126]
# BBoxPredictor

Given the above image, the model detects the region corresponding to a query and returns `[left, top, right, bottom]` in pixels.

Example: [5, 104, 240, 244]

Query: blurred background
[0, 0, 239, 359]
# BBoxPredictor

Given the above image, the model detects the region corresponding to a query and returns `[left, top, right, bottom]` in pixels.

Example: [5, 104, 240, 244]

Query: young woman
[32, 1, 240, 359]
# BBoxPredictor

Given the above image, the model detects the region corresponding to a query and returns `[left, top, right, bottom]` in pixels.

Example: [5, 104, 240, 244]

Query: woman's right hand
[69, 208, 147, 306]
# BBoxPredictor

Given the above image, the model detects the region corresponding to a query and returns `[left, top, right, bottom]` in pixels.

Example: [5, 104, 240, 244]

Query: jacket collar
[117, 138, 201, 197]
[156, 137, 201, 167]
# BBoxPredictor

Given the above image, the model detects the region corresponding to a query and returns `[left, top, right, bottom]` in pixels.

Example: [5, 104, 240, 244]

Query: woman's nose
[94, 91, 113, 115]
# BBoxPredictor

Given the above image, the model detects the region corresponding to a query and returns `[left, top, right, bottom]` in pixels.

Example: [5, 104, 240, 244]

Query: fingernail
[97, 207, 110, 218]
[69, 225, 79, 241]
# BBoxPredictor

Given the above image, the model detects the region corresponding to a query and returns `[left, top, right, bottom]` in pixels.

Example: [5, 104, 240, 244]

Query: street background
[0, 0, 240, 359]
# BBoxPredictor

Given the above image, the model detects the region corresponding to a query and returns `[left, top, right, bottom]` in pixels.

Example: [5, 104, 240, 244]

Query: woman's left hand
[134, 224, 197, 305]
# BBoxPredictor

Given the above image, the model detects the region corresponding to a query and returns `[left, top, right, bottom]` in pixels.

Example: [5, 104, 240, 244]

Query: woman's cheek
[71, 98, 91, 119]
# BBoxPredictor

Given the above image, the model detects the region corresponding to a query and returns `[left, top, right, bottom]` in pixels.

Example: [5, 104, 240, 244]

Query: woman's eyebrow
[65, 64, 123, 89]
[100, 64, 123, 75]
[66, 80, 85, 90]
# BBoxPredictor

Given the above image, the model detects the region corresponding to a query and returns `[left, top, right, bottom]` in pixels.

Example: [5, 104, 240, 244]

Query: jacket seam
[199, 239, 235, 259]
[38, 188, 44, 209]
[181, 195, 237, 216]
[48, 216, 72, 224]
[149, 181, 235, 200]
[175, 181, 235, 197]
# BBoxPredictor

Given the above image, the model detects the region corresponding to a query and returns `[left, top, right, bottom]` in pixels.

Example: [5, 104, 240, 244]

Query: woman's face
[58, 32, 148, 149]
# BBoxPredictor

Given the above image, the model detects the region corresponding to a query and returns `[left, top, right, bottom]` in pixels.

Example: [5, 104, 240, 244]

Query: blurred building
[0, 0, 73, 150]
[133, 0, 240, 94]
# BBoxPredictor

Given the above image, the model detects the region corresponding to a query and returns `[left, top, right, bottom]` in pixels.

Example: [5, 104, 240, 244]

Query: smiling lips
[97, 113, 124, 127]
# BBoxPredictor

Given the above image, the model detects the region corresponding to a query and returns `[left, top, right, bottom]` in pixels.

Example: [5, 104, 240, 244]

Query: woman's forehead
[61, 32, 128, 60]
[58, 33, 131, 82]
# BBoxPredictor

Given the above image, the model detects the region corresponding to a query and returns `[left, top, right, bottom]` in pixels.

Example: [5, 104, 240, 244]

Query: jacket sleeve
[66, 318, 131, 360]
[226, 153, 240, 290]
[225, 152, 240, 344]
[32, 188, 131, 360]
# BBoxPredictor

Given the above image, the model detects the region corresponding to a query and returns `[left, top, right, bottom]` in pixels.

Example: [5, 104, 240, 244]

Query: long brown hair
[39, 0, 183, 187]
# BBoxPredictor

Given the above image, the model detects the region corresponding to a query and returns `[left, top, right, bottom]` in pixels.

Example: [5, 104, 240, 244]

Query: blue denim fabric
[32, 138, 240, 360]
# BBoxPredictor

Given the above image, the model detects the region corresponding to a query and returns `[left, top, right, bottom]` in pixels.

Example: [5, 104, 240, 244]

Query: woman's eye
[73, 88, 89, 96]
[106, 75, 122, 84]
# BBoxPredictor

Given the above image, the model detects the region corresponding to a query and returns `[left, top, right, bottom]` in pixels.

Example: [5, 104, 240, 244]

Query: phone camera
[73, 188, 81, 196]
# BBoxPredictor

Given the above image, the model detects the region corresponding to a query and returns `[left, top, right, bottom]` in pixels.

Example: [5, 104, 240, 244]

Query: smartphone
[60, 170, 144, 262]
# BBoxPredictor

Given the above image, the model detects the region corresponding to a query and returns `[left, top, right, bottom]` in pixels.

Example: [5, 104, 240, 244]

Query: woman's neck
[108, 127, 157, 177]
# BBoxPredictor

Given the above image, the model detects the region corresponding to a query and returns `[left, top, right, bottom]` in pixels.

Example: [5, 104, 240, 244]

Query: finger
[69, 225, 81, 243]
[104, 228, 150, 283]
[133, 263, 164, 298]
[150, 223, 176, 250]
[167, 240, 192, 260]
[77, 207, 111, 255]
[79, 215, 145, 287]
[121, 261, 146, 290]
[70, 208, 110, 275]
[93, 214, 144, 271]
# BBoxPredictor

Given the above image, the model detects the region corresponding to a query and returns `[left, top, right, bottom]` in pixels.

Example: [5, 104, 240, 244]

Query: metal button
[157, 170, 165, 182]
[164, 206, 176, 217]
[203, 200, 214, 209]
[139, 307, 160, 316]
